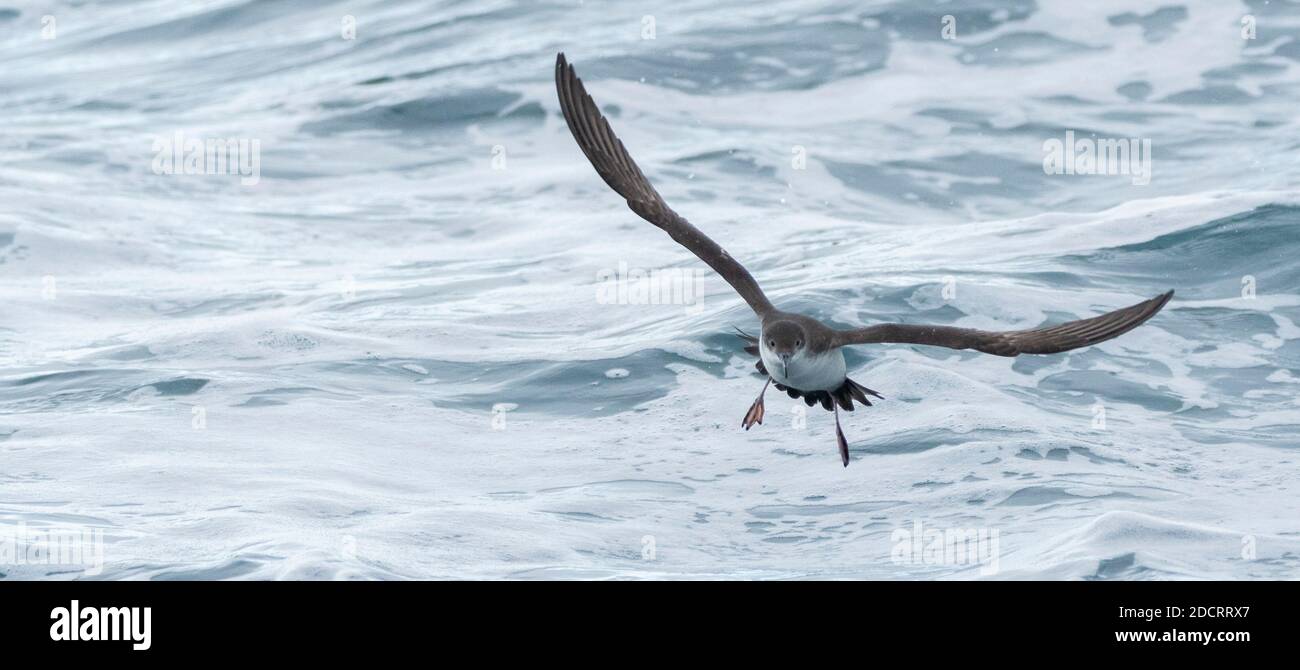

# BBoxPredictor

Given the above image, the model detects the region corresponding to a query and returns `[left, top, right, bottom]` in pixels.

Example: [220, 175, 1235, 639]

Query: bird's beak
[779, 353, 791, 377]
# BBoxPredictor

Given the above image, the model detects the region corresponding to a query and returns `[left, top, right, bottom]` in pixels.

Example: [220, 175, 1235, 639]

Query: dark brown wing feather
[833, 290, 1173, 356]
[555, 53, 775, 317]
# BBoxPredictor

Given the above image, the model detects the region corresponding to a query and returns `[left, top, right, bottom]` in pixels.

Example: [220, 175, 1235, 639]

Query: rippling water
[2, 0, 1299, 579]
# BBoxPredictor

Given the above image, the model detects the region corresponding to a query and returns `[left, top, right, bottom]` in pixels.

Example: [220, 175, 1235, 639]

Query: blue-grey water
[1, 0, 1298, 579]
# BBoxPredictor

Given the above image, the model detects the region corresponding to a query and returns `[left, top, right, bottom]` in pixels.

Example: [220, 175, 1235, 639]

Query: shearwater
[555, 53, 1173, 467]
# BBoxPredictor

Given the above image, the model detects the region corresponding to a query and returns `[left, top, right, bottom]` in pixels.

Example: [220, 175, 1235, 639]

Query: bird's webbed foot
[742, 378, 772, 430]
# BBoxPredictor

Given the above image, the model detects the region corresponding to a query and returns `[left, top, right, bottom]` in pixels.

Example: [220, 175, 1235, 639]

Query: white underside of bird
[760, 340, 847, 391]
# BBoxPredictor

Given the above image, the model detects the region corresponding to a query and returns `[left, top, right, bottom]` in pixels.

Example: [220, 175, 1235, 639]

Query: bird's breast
[760, 345, 847, 392]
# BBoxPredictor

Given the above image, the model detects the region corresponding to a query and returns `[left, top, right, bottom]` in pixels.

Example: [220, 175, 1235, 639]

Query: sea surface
[1, 0, 1298, 579]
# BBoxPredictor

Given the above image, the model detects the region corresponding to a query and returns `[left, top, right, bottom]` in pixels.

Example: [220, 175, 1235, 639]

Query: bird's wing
[555, 53, 775, 318]
[832, 290, 1173, 356]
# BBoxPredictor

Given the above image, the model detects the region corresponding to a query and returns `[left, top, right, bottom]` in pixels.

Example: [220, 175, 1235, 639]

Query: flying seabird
[554, 53, 1174, 467]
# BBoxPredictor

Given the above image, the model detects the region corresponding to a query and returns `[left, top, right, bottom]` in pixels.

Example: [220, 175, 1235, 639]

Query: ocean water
[1, 0, 1298, 580]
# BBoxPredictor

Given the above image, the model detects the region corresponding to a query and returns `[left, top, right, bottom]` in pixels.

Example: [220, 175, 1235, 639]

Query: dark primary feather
[833, 290, 1174, 356]
[555, 53, 775, 318]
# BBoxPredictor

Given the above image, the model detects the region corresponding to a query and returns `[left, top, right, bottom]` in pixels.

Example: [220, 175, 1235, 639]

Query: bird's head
[764, 321, 807, 370]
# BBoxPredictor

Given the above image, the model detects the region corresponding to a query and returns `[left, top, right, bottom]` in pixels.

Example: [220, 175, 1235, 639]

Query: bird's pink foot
[742, 378, 772, 430]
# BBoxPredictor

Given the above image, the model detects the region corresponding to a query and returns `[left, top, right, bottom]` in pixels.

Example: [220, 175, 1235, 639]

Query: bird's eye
[796, 340, 803, 347]
[768, 340, 775, 348]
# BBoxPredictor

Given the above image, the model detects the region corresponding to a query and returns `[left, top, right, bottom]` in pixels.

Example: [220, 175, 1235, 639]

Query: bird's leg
[834, 405, 850, 467]
[742, 378, 772, 430]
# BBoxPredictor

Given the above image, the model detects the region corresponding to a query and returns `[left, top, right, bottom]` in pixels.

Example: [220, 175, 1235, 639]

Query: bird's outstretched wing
[555, 53, 775, 317]
[832, 290, 1173, 356]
